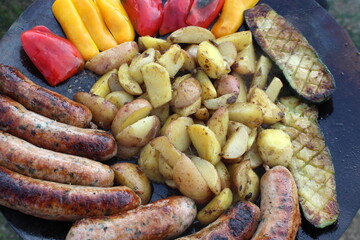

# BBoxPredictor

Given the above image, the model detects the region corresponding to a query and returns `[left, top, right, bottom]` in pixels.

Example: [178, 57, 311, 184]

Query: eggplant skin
[245, 4, 336, 104]
[272, 96, 339, 228]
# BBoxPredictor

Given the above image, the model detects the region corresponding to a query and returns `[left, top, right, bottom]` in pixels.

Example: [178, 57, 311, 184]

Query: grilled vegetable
[245, 4, 335, 103]
[159, 0, 193, 35]
[271, 96, 339, 228]
[186, 0, 225, 28]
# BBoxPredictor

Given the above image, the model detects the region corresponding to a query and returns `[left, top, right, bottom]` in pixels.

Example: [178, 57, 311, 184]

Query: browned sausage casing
[66, 196, 197, 240]
[0, 64, 92, 128]
[0, 130, 114, 187]
[178, 201, 261, 240]
[0, 95, 116, 161]
[251, 166, 301, 240]
[0, 166, 140, 221]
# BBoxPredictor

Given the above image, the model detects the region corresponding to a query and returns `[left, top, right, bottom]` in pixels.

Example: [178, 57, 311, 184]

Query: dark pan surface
[0, 0, 359, 239]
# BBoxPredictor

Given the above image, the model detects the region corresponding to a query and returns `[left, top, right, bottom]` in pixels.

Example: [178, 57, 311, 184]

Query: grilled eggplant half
[245, 4, 335, 104]
[272, 96, 339, 228]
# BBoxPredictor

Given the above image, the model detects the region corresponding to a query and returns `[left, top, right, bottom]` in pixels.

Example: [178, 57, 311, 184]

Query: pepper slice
[186, 0, 225, 28]
[159, 0, 193, 35]
[121, 0, 163, 36]
[20, 26, 84, 87]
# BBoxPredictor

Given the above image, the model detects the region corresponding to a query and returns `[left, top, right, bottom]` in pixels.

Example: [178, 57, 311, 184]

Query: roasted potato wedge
[105, 91, 134, 108]
[187, 124, 221, 165]
[118, 63, 143, 95]
[158, 154, 174, 180]
[222, 126, 249, 163]
[172, 77, 202, 109]
[141, 62, 172, 108]
[217, 41, 237, 66]
[138, 143, 164, 183]
[180, 49, 196, 73]
[90, 69, 117, 97]
[111, 98, 152, 136]
[111, 162, 152, 204]
[243, 169, 260, 202]
[214, 75, 240, 96]
[85, 41, 139, 75]
[196, 70, 217, 101]
[215, 161, 231, 190]
[158, 44, 185, 78]
[250, 55, 273, 89]
[265, 77, 283, 102]
[194, 108, 210, 121]
[232, 43, 256, 75]
[160, 117, 194, 152]
[207, 107, 229, 147]
[116, 142, 141, 159]
[167, 26, 215, 44]
[228, 102, 263, 128]
[138, 36, 171, 52]
[213, 31, 252, 51]
[150, 136, 183, 167]
[203, 93, 236, 110]
[174, 97, 202, 117]
[73, 92, 117, 130]
[129, 48, 156, 84]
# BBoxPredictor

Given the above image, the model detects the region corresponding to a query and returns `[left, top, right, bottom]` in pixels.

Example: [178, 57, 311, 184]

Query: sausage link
[178, 201, 261, 240]
[66, 196, 197, 240]
[0, 95, 116, 161]
[0, 64, 92, 128]
[0, 166, 140, 221]
[251, 166, 301, 240]
[0, 130, 114, 187]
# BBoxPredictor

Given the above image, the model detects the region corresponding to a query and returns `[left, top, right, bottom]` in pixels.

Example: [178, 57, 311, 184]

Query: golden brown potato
[150, 136, 182, 168]
[172, 77, 202, 109]
[129, 48, 156, 84]
[107, 70, 124, 92]
[116, 115, 160, 148]
[215, 161, 231, 190]
[250, 55, 273, 89]
[174, 97, 202, 117]
[173, 154, 213, 204]
[196, 70, 217, 101]
[141, 62, 172, 108]
[105, 91, 134, 109]
[194, 108, 210, 121]
[138, 36, 171, 52]
[265, 77, 283, 102]
[197, 40, 230, 79]
[213, 31, 252, 51]
[203, 93, 236, 110]
[150, 103, 170, 125]
[158, 44, 185, 78]
[160, 117, 194, 152]
[138, 143, 164, 183]
[73, 92, 117, 130]
[232, 43, 256, 75]
[180, 49, 196, 73]
[167, 26, 215, 44]
[217, 41, 237, 66]
[116, 142, 141, 159]
[227, 121, 251, 138]
[222, 126, 249, 163]
[90, 69, 117, 97]
[257, 129, 293, 167]
[207, 107, 229, 147]
[241, 143, 263, 169]
[197, 188, 233, 225]
[187, 124, 221, 165]
[214, 75, 240, 96]
[228, 102, 263, 128]
[244, 169, 260, 202]
[158, 154, 174, 180]
[111, 98, 152, 136]
[118, 63, 143, 96]
[111, 162, 152, 204]
[85, 41, 139, 75]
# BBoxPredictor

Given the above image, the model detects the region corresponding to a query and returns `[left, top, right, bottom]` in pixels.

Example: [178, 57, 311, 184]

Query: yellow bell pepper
[95, 0, 135, 44]
[52, 0, 99, 60]
[211, 0, 260, 38]
[71, 0, 117, 51]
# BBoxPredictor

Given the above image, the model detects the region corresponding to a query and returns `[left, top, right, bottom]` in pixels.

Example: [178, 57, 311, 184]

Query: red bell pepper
[20, 25, 84, 86]
[159, 0, 193, 35]
[186, 0, 225, 28]
[121, 0, 163, 36]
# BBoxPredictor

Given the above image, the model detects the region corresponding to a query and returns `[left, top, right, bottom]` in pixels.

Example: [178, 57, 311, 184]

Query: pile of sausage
[0, 64, 301, 240]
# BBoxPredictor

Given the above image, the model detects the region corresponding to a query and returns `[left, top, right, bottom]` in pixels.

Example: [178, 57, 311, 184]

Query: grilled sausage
[0, 95, 116, 161]
[251, 166, 301, 240]
[0, 166, 140, 221]
[66, 196, 197, 240]
[0, 64, 92, 128]
[0, 130, 114, 187]
[178, 201, 260, 240]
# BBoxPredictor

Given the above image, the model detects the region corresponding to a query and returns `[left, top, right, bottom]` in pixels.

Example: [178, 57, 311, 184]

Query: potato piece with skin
[222, 126, 249, 163]
[228, 160, 251, 201]
[161, 117, 194, 152]
[172, 77, 202, 109]
[215, 161, 231, 190]
[129, 48, 156, 84]
[228, 102, 263, 128]
[138, 36, 171, 52]
[196, 70, 217, 101]
[197, 40, 230, 79]
[138, 143, 164, 183]
[167, 26, 215, 44]
[232, 43, 256, 75]
[180, 49, 196, 73]
[185, 44, 199, 63]
[214, 75, 240, 96]
[197, 188, 233, 225]
[257, 129, 293, 167]
[213, 31, 252, 51]
[161, 114, 181, 135]
[158, 44, 185, 78]
[217, 41, 237, 67]
[173, 154, 213, 204]
[118, 63, 143, 95]
[250, 55, 273, 89]
[203, 93, 237, 110]
[265, 77, 283, 102]
[150, 103, 170, 125]
[232, 73, 247, 103]
[248, 87, 284, 125]
[190, 155, 221, 195]
[150, 136, 183, 168]
[194, 108, 210, 121]
[174, 97, 201, 117]
[187, 124, 222, 165]
[207, 107, 229, 148]
[85, 41, 139, 75]
[111, 162, 152, 204]
[241, 143, 263, 169]
[107, 71, 124, 92]
[73, 92, 117, 130]
[141, 63, 172, 108]
[90, 69, 117, 97]
[111, 98, 152, 136]
[244, 169, 260, 202]
[158, 154, 174, 180]
[227, 121, 251, 138]
[116, 142, 141, 159]
[116, 115, 160, 148]
[105, 91, 134, 109]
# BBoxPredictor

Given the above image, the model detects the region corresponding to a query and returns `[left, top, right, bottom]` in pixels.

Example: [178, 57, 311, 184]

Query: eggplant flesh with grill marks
[245, 4, 335, 104]
[271, 96, 339, 228]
